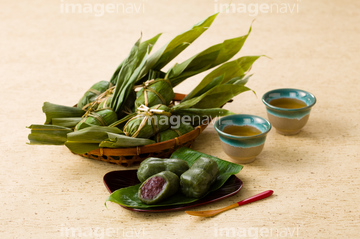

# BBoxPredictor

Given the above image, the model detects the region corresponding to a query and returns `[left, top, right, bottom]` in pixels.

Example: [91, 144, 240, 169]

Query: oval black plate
[103, 170, 242, 212]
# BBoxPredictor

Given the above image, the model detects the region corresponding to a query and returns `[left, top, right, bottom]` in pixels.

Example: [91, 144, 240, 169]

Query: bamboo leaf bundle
[134, 79, 175, 108]
[75, 108, 118, 131]
[77, 81, 112, 110]
[27, 13, 264, 156]
[155, 123, 194, 143]
[123, 104, 172, 138]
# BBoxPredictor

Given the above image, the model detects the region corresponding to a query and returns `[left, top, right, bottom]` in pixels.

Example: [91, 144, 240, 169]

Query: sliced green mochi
[138, 171, 180, 204]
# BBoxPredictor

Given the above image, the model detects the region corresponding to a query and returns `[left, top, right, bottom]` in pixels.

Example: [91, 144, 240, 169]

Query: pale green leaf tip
[228, 111, 235, 115]
[248, 19, 256, 34]
[252, 90, 257, 97]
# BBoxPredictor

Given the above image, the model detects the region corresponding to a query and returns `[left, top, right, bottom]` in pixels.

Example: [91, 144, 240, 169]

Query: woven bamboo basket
[76, 93, 215, 167]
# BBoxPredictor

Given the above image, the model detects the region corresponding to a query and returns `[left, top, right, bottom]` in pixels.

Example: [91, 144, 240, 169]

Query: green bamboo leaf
[172, 84, 251, 111]
[192, 84, 252, 109]
[111, 36, 142, 88]
[106, 184, 197, 208]
[110, 34, 151, 113]
[225, 74, 253, 86]
[65, 126, 122, 154]
[184, 74, 224, 101]
[173, 108, 234, 127]
[170, 94, 206, 111]
[110, 33, 162, 85]
[144, 13, 218, 72]
[168, 25, 252, 87]
[99, 132, 155, 148]
[167, 51, 220, 79]
[183, 56, 261, 101]
[111, 47, 150, 113]
[174, 108, 234, 118]
[109, 62, 123, 86]
[105, 147, 243, 208]
[67, 126, 122, 143]
[42, 102, 85, 124]
[27, 124, 72, 145]
[51, 117, 82, 128]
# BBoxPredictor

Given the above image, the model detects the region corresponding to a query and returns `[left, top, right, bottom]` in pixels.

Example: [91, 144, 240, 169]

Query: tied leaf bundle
[77, 81, 113, 110]
[123, 104, 172, 138]
[155, 123, 194, 143]
[27, 13, 264, 155]
[134, 79, 175, 108]
[75, 108, 118, 131]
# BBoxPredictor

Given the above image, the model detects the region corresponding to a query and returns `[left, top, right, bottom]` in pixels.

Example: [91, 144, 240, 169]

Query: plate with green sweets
[104, 147, 243, 212]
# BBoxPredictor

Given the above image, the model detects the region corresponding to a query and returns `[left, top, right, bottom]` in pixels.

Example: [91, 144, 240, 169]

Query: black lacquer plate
[103, 170, 243, 212]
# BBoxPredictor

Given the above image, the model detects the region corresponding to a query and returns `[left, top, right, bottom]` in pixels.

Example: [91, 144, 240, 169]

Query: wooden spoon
[185, 190, 274, 217]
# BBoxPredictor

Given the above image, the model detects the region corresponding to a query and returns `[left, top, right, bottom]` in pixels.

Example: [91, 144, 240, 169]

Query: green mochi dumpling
[180, 157, 219, 198]
[137, 157, 189, 183]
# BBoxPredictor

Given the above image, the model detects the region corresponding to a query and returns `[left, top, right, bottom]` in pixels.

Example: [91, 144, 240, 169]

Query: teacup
[214, 114, 271, 164]
[262, 88, 316, 135]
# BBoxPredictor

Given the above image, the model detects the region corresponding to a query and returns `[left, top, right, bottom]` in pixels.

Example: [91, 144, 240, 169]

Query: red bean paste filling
[141, 176, 166, 199]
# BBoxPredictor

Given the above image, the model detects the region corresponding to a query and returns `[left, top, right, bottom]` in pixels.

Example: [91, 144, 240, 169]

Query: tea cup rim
[262, 88, 316, 111]
[214, 114, 272, 140]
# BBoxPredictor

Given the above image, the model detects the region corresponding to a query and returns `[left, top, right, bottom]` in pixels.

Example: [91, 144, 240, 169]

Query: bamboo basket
[76, 93, 215, 167]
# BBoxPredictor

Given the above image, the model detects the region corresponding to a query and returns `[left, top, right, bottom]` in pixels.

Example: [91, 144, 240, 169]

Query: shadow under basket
[76, 93, 213, 167]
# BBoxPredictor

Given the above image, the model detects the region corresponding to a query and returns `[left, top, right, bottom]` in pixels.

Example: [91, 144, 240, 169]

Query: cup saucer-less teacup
[214, 114, 272, 164]
[262, 88, 316, 135]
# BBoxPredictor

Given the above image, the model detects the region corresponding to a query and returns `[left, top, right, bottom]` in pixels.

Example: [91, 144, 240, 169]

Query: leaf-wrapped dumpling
[77, 81, 112, 110]
[123, 104, 171, 138]
[135, 79, 175, 109]
[75, 108, 118, 131]
[155, 123, 194, 142]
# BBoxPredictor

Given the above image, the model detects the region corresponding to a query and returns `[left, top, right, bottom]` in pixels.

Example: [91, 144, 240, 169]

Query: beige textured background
[1, 0, 359, 238]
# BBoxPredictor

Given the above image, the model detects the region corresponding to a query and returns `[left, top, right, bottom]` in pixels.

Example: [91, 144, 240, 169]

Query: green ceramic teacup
[262, 88, 316, 135]
[214, 114, 271, 164]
